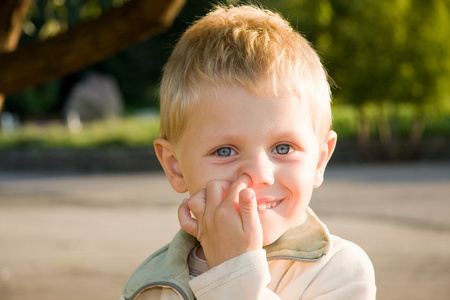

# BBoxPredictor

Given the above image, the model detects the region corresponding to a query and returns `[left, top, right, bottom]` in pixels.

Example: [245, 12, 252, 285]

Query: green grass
[0, 106, 449, 150]
[331, 104, 450, 139]
[0, 116, 160, 150]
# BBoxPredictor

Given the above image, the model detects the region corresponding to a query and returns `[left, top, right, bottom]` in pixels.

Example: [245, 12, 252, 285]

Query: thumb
[238, 188, 261, 234]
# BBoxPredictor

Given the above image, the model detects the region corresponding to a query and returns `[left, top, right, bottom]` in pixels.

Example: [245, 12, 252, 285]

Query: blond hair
[160, 4, 332, 145]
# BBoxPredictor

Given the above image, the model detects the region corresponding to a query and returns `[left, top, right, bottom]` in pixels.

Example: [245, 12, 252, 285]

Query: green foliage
[261, 0, 450, 106]
[5, 0, 450, 146]
[7, 0, 213, 117]
[27, 0, 131, 39]
[260, 0, 450, 141]
[5, 80, 61, 117]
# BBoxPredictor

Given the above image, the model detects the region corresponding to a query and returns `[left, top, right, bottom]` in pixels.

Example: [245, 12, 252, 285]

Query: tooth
[258, 204, 266, 211]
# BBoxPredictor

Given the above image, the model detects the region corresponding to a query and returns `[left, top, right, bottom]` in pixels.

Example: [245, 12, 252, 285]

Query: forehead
[181, 83, 315, 141]
[193, 79, 301, 111]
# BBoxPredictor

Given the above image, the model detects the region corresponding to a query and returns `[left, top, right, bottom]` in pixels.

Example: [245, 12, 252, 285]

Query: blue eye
[274, 144, 292, 155]
[216, 147, 236, 157]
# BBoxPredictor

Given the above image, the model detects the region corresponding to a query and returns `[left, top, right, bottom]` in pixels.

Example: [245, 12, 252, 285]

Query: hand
[178, 175, 263, 268]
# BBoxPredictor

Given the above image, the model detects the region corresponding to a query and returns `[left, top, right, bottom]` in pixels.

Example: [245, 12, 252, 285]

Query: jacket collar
[265, 207, 331, 262]
[123, 207, 330, 300]
[123, 229, 198, 300]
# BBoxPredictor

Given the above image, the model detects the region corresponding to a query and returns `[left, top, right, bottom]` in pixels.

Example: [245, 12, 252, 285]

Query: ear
[314, 130, 337, 189]
[153, 137, 188, 193]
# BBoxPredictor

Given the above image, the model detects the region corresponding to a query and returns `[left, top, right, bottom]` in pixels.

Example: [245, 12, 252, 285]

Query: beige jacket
[121, 208, 376, 300]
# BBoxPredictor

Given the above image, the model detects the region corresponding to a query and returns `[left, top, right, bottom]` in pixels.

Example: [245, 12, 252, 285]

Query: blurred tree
[0, 0, 186, 113]
[0, 0, 33, 112]
[97, 0, 216, 111]
[261, 0, 450, 151]
[3, 0, 215, 118]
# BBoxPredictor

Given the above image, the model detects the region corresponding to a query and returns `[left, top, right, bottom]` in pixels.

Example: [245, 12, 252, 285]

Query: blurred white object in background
[63, 71, 123, 128]
[0, 111, 20, 133]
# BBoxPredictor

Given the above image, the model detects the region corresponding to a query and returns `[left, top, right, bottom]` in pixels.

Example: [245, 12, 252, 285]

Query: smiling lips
[257, 200, 281, 211]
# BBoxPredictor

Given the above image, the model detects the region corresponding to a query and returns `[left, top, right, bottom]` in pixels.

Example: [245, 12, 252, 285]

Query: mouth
[257, 200, 281, 211]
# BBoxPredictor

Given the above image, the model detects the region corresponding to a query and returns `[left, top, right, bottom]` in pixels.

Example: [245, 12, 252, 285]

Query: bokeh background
[1, 0, 449, 160]
[0, 0, 449, 299]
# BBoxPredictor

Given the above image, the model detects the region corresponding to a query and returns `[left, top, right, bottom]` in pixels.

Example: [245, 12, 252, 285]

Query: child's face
[166, 83, 334, 246]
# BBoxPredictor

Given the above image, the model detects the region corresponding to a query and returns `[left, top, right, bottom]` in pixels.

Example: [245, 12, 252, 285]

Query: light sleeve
[300, 239, 376, 300]
[189, 249, 280, 300]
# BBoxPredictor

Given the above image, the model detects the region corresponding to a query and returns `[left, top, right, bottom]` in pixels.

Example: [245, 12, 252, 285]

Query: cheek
[178, 161, 206, 195]
[185, 164, 238, 195]
[279, 162, 317, 195]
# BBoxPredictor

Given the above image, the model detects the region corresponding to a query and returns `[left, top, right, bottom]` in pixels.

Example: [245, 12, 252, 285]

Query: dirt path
[1, 162, 449, 300]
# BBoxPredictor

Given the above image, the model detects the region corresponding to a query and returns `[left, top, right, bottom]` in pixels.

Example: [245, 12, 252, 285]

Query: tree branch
[0, 0, 186, 95]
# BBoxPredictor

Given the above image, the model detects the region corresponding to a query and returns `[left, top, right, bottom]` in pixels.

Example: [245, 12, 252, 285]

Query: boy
[121, 4, 376, 300]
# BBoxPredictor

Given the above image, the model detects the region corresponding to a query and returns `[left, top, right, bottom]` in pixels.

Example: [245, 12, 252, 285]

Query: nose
[240, 153, 275, 187]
